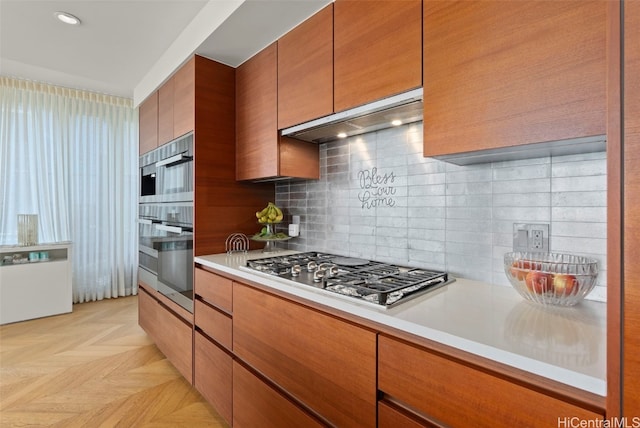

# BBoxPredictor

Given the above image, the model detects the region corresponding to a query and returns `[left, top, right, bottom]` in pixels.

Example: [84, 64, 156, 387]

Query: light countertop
[195, 250, 606, 396]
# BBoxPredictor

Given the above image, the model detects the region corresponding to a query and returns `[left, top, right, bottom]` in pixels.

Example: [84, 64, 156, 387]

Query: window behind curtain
[0, 77, 139, 302]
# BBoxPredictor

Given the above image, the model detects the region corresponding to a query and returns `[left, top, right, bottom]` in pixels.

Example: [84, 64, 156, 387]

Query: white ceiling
[0, 0, 331, 104]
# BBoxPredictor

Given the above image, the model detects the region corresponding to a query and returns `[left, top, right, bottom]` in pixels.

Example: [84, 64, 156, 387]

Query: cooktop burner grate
[244, 252, 450, 307]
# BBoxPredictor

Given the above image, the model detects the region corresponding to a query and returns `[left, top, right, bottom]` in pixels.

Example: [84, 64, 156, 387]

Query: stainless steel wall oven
[139, 133, 194, 203]
[138, 133, 195, 313]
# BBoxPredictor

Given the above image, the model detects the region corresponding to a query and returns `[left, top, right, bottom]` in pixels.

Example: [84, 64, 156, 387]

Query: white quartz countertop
[195, 250, 606, 396]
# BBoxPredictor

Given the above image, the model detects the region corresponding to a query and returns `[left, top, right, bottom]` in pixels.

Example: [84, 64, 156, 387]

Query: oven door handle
[155, 224, 185, 234]
[138, 218, 160, 225]
[156, 153, 193, 168]
[139, 244, 158, 258]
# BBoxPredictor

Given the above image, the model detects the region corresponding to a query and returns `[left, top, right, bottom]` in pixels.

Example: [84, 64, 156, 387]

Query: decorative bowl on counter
[504, 252, 598, 307]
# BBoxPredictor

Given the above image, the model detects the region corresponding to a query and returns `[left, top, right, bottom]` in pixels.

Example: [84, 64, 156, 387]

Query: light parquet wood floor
[0, 295, 228, 427]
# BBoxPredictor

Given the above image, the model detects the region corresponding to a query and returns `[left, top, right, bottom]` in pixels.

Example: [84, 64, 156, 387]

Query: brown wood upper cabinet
[236, 43, 320, 181]
[157, 77, 174, 145]
[277, 4, 334, 129]
[139, 58, 196, 153]
[138, 91, 158, 155]
[423, 1, 607, 158]
[172, 58, 195, 140]
[333, 0, 422, 112]
[158, 57, 195, 146]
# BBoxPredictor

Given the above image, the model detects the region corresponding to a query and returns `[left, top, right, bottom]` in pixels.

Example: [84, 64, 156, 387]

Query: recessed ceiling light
[337, 132, 348, 139]
[391, 119, 403, 126]
[54, 11, 81, 25]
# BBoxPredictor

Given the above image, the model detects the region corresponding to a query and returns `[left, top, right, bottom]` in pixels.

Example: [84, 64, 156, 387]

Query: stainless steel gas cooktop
[243, 252, 452, 308]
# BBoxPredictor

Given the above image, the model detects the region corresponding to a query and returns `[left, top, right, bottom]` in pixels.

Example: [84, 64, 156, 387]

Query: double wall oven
[138, 133, 194, 312]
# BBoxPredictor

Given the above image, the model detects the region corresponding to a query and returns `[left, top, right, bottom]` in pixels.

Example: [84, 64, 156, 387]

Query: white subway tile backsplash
[552, 175, 607, 192]
[274, 123, 607, 302]
[550, 206, 607, 222]
[552, 221, 607, 239]
[446, 182, 492, 195]
[492, 178, 550, 194]
[551, 191, 607, 207]
[492, 206, 550, 222]
[551, 159, 607, 177]
[551, 236, 607, 256]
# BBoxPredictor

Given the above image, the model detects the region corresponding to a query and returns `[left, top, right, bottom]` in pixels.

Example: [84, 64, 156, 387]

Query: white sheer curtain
[0, 77, 138, 302]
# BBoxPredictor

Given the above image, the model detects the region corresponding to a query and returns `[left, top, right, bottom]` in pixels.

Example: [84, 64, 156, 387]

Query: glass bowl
[504, 252, 598, 307]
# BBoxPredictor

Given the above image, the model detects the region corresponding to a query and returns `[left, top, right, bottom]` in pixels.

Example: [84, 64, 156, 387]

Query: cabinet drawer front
[195, 268, 232, 312]
[154, 304, 193, 384]
[233, 283, 376, 427]
[378, 336, 603, 427]
[194, 299, 232, 350]
[378, 401, 433, 428]
[233, 361, 323, 428]
[195, 331, 232, 425]
[138, 287, 158, 339]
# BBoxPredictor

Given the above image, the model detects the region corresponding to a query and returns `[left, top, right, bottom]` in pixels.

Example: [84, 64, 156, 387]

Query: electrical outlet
[531, 229, 544, 249]
[513, 223, 549, 252]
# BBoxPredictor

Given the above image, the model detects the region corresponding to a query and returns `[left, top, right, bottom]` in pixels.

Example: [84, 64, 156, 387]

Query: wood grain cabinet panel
[194, 299, 232, 350]
[236, 43, 279, 180]
[158, 77, 174, 145]
[138, 284, 193, 384]
[378, 335, 603, 427]
[233, 283, 377, 427]
[623, 0, 640, 416]
[173, 57, 195, 139]
[378, 401, 433, 428]
[334, 0, 422, 112]
[194, 268, 233, 313]
[233, 361, 323, 428]
[138, 286, 158, 340]
[153, 303, 193, 384]
[194, 331, 232, 425]
[277, 4, 334, 129]
[236, 43, 320, 181]
[423, 0, 607, 157]
[138, 91, 158, 155]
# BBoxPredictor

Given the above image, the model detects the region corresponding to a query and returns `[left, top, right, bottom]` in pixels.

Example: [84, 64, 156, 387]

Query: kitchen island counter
[195, 250, 606, 397]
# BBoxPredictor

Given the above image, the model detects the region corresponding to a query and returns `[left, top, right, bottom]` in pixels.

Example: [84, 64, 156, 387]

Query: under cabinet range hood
[281, 88, 423, 144]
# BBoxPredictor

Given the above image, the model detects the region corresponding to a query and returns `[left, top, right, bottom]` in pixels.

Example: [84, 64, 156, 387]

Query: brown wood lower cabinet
[233, 282, 377, 427]
[138, 286, 158, 339]
[232, 361, 324, 428]
[194, 331, 232, 425]
[378, 401, 434, 428]
[138, 285, 193, 384]
[378, 335, 604, 428]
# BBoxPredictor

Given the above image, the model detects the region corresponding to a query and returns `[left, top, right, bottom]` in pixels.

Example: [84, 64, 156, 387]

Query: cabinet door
[233, 361, 323, 428]
[423, 1, 606, 157]
[278, 4, 333, 128]
[139, 91, 158, 155]
[194, 299, 232, 351]
[138, 287, 158, 340]
[623, 0, 640, 416]
[236, 43, 279, 181]
[194, 331, 232, 425]
[194, 268, 233, 313]
[173, 57, 195, 139]
[378, 401, 433, 428]
[334, 0, 422, 112]
[158, 77, 174, 145]
[154, 303, 193, 384]
[233, 283, 377, 427]
[378, 335, 604, 427]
